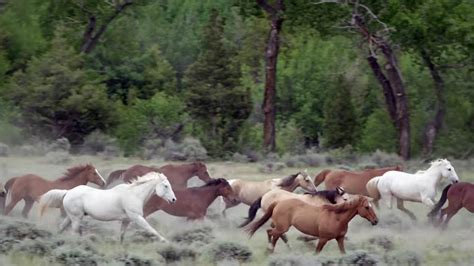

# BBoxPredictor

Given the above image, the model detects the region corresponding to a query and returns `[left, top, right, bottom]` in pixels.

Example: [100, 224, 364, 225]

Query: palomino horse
[245, 195, 378, 254]
[4, 164, 106, 217]
[39, 172, 176, 243]
[143, 178, 237, 219]
[106, 162, 212, 188]
[221, 171, 317, 216]
[240, 187, 348, 228]
[314, 165, 402, 197]
[428, 182, 474, 229]
[366, 159, 459, 220]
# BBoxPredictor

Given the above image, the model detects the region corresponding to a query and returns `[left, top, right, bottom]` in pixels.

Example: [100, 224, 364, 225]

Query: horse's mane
[322, 195, 364, 213]
[57, 164, 92, 181]
[201, 178, 228, 187]
[421, 158, 449, 172]
[278, 172, 300, 187]
[129, 172, 165, 185]
[305, 190, 341, 204]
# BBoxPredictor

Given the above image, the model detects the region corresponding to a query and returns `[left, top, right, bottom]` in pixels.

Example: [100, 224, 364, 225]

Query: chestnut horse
[143, 178, 237, 219]
[428, 182, 474, 229]
[106, 162, 212, 189]
[4, 164, 106, 217]
[313, 165, 402, 197]
[246, 195, 378, 254]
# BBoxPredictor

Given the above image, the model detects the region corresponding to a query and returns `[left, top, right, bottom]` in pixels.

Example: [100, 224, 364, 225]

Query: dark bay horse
[314, 165, 402, 197]
[428, 182, 474, 229]
[106, 162, 212, 189]
[143, 178, 237, 220]
[245, 195, 378, 254]
[4, 164, 106, 217]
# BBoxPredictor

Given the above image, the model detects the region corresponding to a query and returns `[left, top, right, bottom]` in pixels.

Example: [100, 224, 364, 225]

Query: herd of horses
[0, 159, 471, 254]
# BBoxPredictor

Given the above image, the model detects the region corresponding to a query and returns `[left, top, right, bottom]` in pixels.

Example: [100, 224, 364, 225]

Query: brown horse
[314, 165, 402, 197]
[428, 182, 474, 229]
[143, 178, 237, 219]
[4, 164, 106, 217]
[246, 195, 378, 254]
[106, 162, 212, 189]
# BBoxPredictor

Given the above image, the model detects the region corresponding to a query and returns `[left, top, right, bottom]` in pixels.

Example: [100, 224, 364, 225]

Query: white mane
[429, 158, 450, 168]
[130, 172, 167, 185]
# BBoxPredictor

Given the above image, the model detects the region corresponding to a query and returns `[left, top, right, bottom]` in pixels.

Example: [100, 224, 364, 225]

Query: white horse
[39, 172, 176, 243]
[366, 159, 459, 220]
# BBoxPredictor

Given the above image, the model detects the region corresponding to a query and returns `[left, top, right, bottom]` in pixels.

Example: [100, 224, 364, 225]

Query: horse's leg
[221, 197, 240, 217]
[21, 198, 34, 218]
[380, 192, 393, 209]
[336, 236, 346, 254]
[266, 228, 273, 250]
[120, 220, 130, 243]
[58, 217, 71, 233]
[281, 233, 291, 249]
[70, 216, 83, 236]
[397, 199, 417, 221]
[269, 229, 283, 254]
[129, 213, 168, 243]
[421, 196, 436, 208]
[441, 205, 462, 230]
[4, 194, 21, 215]
[315, 238, 329, 254]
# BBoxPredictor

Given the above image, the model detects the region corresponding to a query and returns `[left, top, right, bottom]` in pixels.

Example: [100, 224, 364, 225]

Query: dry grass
[0, 155, 473, 265]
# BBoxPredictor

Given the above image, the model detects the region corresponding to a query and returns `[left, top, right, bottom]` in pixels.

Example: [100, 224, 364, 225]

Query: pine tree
[184, 9, 252, 156]
[323, 77, 357, 149]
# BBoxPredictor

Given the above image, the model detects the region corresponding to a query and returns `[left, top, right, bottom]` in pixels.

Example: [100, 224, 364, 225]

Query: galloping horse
[428, 182, 474, 229]
[240, 187, 348, 228]
[143, 178, 237, 219]
[245, 195, 378, 254]
[314, 165, 402, 197]
[106, 162, 212, 188]
[4, 164, 106, 217]
[221, 171, 317, 216]
[40, 172, 176, 243]
[366, 159, 459, 220]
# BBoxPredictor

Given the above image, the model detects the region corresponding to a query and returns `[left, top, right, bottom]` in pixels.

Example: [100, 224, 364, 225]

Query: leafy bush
[268, 254, 321, 266]
[276, 120, 305, 154]
[0, 238, 21, 254]
[13, 239, 52, 256]
[52, 246, 103, 265]
[338, 250, 379, 265]
[368, 150, 403, 167]
[49, 137, 71, 152]
[326, 145, 357, 165]
[207, 241, 252, 263]
[358, 109, 397, 153]
[179, 137, 208, 161]
[0, 143, 9, 157]
[80, 130, 119, 155]
[367, 235, 395, 252]
[231, 152, 250, 163]
[383, 250, 421, 266]
[0, 220, 52, 240]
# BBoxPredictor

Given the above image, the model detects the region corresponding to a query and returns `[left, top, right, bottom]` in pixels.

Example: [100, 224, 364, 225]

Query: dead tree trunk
[353, 14, 411, 159]
[257, 0, 284, 152]
[420, 49, 445, 155]
[80, 0, 133, 54]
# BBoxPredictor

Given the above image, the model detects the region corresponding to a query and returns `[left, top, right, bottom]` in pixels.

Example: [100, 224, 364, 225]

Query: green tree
[1, 28, 115, 145]
[184, 9, 252, 156]
[322, 77, 357, 149]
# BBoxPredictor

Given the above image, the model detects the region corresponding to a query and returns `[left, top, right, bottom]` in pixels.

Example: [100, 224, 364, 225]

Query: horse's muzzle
[371, 219, 378, 226]
[170, 198, 177, 204]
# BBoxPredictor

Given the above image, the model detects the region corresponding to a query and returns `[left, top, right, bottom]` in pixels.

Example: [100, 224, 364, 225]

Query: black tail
[427, 184, 452, 218]
[239, 197, 262, 228]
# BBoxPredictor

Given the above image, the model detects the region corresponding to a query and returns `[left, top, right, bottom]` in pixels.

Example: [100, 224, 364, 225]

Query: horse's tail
[366, 176, 381, 200]
[314, 169, 331, 187]
[427, 184, 452, 218]
[39, 189, 68, 217]
[245, 202, 276, 238]
[239, 197, 262, 228]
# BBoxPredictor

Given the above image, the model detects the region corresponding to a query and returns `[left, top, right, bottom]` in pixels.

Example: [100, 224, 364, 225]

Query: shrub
[358, 109, 397, 153]
[338, 250, 379, 265]
[179, 137, 208, 161]
[367, 235, 395, 252]
[49, 137, 70, 152]
[157, 244, 196, 263]
[326, 145, 357, 165]
[13, 239, 52, 256]
[258, 162, 286, 173]
[52, 246, 103, 265]
[0, 143, 9, 157]
[115, 253, 164, 266]
[231, 152, 250, 163]
[80, 130, 118, 155]
[268, 254, 321, 266]
[207, 241, 252, 263]
[0, 238, 21, 253]
[383, 250, 421, 266]
[171, 227, 214, 245]
[0, 220, 52, 240]
[368, 150, 403, 167]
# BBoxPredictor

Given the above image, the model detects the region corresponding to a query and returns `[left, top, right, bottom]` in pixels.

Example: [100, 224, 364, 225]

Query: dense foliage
[0, 0, 472, 159]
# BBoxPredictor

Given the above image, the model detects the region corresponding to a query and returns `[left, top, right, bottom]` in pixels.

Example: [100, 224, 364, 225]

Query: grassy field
[0, 155, 473, 265]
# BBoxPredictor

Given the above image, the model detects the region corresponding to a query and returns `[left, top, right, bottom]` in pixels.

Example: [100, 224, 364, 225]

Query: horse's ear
[336, 186, 345, 194]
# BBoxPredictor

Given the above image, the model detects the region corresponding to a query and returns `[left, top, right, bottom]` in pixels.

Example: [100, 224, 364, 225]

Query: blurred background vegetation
[0, 0, 472, 161]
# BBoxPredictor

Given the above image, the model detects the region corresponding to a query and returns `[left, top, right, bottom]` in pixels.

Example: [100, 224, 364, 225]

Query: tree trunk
[353, 14, 410, 159]
[420, 49, 445, 155]
[257, 0, 284, 152]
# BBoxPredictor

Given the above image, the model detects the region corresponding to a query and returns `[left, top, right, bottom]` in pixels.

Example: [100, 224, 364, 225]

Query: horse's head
[154, 173, 177, 204]
[84, 165, 106, 187]
[209, 178, 238, 203]
[356, 196, 378, 226]
[296, 170, 318, 192]
[193, 162, 213, 183]
[434, 159, 459, 184]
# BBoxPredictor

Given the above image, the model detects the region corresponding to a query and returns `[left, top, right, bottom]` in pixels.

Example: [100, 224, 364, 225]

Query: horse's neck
[327, 203, 359, 226]
[131, 181, 159, 204]
[281, 181, 299, 192]
[422, 168, 443, 187]
[52, 173, 88, 189]
[194, 186, 220, 206]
